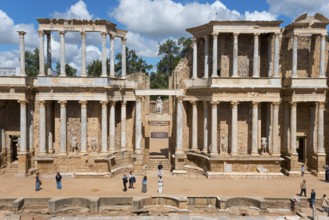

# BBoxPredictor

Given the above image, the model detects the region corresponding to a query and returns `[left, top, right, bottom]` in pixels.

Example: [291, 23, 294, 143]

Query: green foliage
[55, 63, 77, 77]
[25, 48, 39, 77]
[86, 59, 110, 77]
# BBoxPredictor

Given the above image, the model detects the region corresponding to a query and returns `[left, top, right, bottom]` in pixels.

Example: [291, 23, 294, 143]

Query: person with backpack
[122, 174, 128, 192]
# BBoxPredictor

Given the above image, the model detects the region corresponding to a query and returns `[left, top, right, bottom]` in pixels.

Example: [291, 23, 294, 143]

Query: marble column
[273, 33, 280, 77]
[59, 31, 66, 77]
[39, 101, 46, 154]
[109, 34, 115, 77]
[135, 97, 142, 154]
[176, 96, 184, 154]
[191, 101, 198, 151]
[58, 101, 67, 154]
[192, 37, 198, 79]
[29, 110, 34, 153]
[292, 34, 298, 78]
[212, 33, 218, 77]
[1, 129, 5, 153]
[290, 102, 297, 154]
[204, 36, 209, 78]
[100, 101, 108, 154]
[251, 102, 259, 155]
[203, 101, 208, 154]
[109, 101, 116, 154]
[46, 31, 52, 75]
[232, 33, 239, 77]
[272, 102, 280, 155]
[101, 32, 107, 77]
[81, 32, 87, 77]
[317, 102, 325, 153]
[18, 31, 26, 76]
[253, 33, 259, 77]
[121, 37, 127, 78]
[319, 34, 326, 78]
[19, 100, 27, 152]
[80, 100, 88, 153]
[210, 101, 218, 157]
[231, 102, 238, 155]
[46, 101, 53, 154]
[38, 30, 45, 76]
[121, 101, 127, 150]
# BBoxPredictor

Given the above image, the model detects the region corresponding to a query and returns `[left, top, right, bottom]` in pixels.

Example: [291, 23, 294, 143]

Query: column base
[134, 149, 142, 155]
[108, 150, 117, 155]
[174, 152, 186, 170]
[250, 152, 260, 157]
[209, 152, 219, 158]
[18, 152, 29, 176]
[99, 152, 109, 157]
[190, 148, 199, 153]
[58, 152, 67, 156]
[48, 149, 55, 154]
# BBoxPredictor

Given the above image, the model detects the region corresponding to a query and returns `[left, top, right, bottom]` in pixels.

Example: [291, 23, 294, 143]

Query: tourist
[293, 194, 301, 211]
[122, 174, 128, 192]
[35, 172, 42, 192]
[325, 165, 329, 183]
[157, 176, 163, 193]
[141, 176, 147, 193]
[55, 172, 62, 190]
[310, 189, 316, 208]
[157, 162, 163, 177]
[300, 180, 306, 197]
[128, 171, 136, 189]
[321, 194, 329, 213]
[301, 164, 305, 177]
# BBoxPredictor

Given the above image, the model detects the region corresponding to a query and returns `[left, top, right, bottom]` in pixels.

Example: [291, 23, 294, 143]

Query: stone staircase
[5, 161, 18, 174]
[145, 157, 172, 177]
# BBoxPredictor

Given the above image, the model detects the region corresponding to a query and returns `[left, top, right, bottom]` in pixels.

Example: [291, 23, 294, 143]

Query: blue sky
[0, 0, 328, 74]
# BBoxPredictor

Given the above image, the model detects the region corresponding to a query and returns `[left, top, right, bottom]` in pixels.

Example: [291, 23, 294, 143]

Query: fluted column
[100, 101, 108, 154]
[203, 101, 208, 154]
[38, 101, 46, 154]
[192, 37, 197, 79]
[19, 100, 27, 152]
[273, 33, 280, 77]
[121, 37, 127, 78]
[253, 33, 259, 77]
[204, 36, 209, 78]
[109, 101, 116, 154]
[121, 101, 127, 150]
[292, 34, 298, 78]
[38, 30, 45, 76]
[231, 102, 238, 155]
[317, 102, 325, 153]
[81, 32, 87, 77]
[210, 101, 218, 157]
[29, 110, 34, 153]
[59, 31, 66, 77]
[80, 100, 88, 153]
[46, 102, 53, 153]
[135, 96, 142, 154]
[290, 102, 297, 154]
[212, 33, 218, 77]
[272, 102, 280, 155]
[58, 101, 67, 154]
[191, 101, 198, 151]
[109, 34, 115, 77]
[18, 31, 26, 76]
[46, 31, 52, 75]
[251, 102, 259, 155]
[101, 32, 107, 77]
[320, 34, 326, 78]
[232, 33, 239, 77]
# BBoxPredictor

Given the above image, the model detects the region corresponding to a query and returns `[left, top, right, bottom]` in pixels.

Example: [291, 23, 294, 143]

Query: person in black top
[157, 162, 163, 177]
[55, 172, 62, 190]
[35, 172, 41, 191]
[122, 174, 128, 192]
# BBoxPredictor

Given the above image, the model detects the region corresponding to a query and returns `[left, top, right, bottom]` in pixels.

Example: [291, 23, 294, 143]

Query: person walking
[157, 162, 163, 177]
[310, 189, 316, 208]
[128, 171, 136, 189]
[122, 174, 128, 192]
[321, 194, 329, 214]
[55, 172, 62, 190]
[325, 165, 329, 183]
[35, 172, 42, 192]
[157, 176, 163, 193]
[141, 176, 147, 193]
[300, 180, 306, 197]
[301, 164, 305, 177]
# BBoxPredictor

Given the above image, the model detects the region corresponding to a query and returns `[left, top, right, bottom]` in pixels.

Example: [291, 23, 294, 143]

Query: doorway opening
[297, 137, 305, 163]
[10, 135, 19, 162]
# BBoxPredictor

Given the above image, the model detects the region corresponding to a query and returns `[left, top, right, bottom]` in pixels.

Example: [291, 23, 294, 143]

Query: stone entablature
[185, 78, 281, 88]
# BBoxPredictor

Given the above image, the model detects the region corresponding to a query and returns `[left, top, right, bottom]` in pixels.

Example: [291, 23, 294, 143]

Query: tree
[86, 59, 109, 77]
[25, 48, 40, 77]
[55, 63, 77, 77]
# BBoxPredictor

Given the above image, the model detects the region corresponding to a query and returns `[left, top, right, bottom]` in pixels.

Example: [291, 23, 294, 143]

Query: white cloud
[126, 32, 158, 57]
[51, 0, 95, 20]
[0, 50, 19, 68]
[244, 11, 276, 21]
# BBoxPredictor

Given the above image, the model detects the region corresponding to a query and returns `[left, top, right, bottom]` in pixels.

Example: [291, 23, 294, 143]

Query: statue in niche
[155, 96, 163, 114]
[220, 135, 228, 154]
[90, 138, 97, 152]
[261, 137, 267, 153]
[71, 136, 78, 152]
[16, 137, 21, 151]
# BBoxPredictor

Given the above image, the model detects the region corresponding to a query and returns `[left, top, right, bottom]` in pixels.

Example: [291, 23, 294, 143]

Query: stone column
[251, 102, 259, 156]
[135, 97, 142, 154]
[38, 30, 45, 76]
[231, 102, 238, 155]
[232, 33, 239, 77]
[81, 32, 87, 77]
[191, 101, 198, 151]
[109, 34, 115, 77]
[203, 101, 208, 154]
[101, 32, 107, 77]
[273, 33, 280, 77]
[80, 100, 88, 153]
[319, 34, 326, 78]
[175, 96, 184, 155]
[18, 31, 26, 76]
[58, 101, 67, 154]
[272, 102, 280, 155]
[204, 36, 209, 78]
[59, 31, 66, 77]
[109, 101, 116, 154]
[290, 102, 297, 154]
[46, 101, 53, 154]
[192, 37, 198, 79]
[292, 34, 298, 78]
[121, 101, 127, 150]
[317, 102, 325, 153]
[100, 101, 108, 154]
[1, 129, 5, 153]
[121, 37, 127, 78]
[212, 33, 218, 77]
[210, 101, 218, 157]
[29, 110, 34, 154]
[38, 101, 46, 154]
[19, 100, 27, 152]
[46, 31, 52, 75]
[253, 33, 259, 77]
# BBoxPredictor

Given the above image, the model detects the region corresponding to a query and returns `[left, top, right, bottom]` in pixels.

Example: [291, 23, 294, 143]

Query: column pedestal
[314, 153, 326, 178]
[18, 152, 28, 176]
[133, 153, 144, 175]
[286, 153, 300, 176]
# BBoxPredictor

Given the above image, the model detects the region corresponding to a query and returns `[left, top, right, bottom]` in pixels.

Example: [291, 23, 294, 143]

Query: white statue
[220, 135, 228, 154]
[16, 137, 21, 150]
[71, 136, 78, 152]
[155, 96, 163, 114]
[90, 138, 97, 152]
[261, 137, 267, 153]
